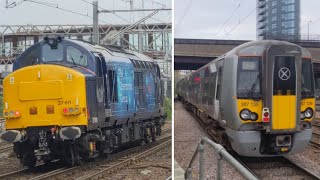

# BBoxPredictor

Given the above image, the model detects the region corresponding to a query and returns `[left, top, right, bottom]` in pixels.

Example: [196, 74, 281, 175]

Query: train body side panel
[145, 71, 156, 112]
[110, 62, 135, 117]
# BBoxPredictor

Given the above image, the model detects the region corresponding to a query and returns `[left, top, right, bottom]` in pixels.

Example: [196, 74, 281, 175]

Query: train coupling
[34, 130, 51, 160]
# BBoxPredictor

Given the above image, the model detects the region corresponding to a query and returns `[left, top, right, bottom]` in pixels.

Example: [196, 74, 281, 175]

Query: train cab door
[93, 53, 107, 127]
[266, 46, 301, 132]
[213, 62, 223, 120]
[208, 63, 217, 118]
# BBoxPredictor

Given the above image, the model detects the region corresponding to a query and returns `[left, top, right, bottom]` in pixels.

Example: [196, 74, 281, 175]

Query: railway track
[0, 144, 13, 154]
[235, 155, 320, 179]
[0, 127, 171, 180]
[183, 102, 320, 179]
[310, 131, 320, 149]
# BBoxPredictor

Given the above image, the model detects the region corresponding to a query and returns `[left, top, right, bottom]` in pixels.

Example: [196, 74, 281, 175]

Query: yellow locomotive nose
[2, 64, 88, 131]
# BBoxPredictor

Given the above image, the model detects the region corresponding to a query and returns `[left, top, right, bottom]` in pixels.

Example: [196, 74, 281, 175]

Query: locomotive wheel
[140, 139, 146, 146]
[22, 153, 36, 169]
[63, 144, 80, 167]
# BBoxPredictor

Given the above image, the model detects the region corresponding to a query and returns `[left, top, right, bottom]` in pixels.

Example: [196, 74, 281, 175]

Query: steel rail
[235, 156, 320, 180]
[76, 136, 171, 180]
[15, 127, 171, 180]
[0, 144, 13, 154]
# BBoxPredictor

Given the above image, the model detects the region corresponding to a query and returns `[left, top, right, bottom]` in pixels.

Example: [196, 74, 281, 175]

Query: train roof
[66, 39, 155, 63]
[182, 40, 312, 79]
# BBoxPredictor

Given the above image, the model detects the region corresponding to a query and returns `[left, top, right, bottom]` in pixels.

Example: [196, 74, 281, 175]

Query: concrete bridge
[174, 38, 320, 70]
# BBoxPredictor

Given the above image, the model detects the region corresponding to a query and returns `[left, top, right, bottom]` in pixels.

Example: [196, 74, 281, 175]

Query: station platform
[174, 159, 185, 180]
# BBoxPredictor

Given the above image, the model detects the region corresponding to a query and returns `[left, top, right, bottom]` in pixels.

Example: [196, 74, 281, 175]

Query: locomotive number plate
[58, 100, 72, 105]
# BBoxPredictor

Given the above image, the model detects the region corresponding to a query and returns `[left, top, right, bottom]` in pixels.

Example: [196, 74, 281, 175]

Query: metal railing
[185, 137, 258, 180]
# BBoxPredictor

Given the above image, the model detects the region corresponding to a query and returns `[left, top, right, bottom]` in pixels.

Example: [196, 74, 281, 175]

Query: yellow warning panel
[272, 95, 296, 130]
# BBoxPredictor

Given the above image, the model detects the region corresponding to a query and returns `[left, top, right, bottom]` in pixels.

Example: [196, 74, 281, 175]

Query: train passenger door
[208, 63, 217, 118]
[214, 62, 223, 120]
[272, 56, 297, 130]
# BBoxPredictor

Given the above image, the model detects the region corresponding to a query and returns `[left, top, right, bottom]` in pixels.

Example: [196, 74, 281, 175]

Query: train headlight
[3, 111, 8, 117]
[9, 110, 14, 117]
[48, 39, 54, 45]
[304, 108, 313, 119]
[68, 108, 74, 113]
[250, 113, 258, 121]
[240, 109, 251, 120]
[300, 112, 306, 119]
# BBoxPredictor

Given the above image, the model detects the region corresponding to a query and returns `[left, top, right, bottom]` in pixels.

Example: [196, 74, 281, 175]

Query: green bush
[164, 98, 172, 121]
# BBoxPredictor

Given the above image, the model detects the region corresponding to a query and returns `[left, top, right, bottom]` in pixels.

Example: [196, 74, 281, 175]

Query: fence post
[198, 142, 205, 180]
[216, 153, 223, 180]
[185, 167, 193, 180]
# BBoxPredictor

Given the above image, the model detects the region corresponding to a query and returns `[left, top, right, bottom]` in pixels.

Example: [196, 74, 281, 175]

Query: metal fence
[185, 137, 258, 180]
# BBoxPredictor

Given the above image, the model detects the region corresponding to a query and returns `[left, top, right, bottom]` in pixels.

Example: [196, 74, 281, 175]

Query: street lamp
[308, 20, 312, 40]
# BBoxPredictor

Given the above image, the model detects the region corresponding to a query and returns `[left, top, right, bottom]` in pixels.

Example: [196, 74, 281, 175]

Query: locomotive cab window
[42, 44, 63, 62]
[302, 59, 315, 98]
[237, 57, 261, 99]
[16, 44, 40, 69]
[67, 46, 88, 66]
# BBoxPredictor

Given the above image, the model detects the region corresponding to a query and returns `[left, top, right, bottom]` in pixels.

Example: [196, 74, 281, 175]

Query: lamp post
[308, 20, 312, 40]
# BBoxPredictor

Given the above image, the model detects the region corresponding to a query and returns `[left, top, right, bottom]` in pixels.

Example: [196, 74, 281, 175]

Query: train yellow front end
[1, 64, 88, 166]
[2, 64, 88, 131]
[233, 43, 315, 156]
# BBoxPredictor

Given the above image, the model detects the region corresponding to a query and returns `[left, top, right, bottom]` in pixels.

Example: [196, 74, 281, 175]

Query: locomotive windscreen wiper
[247, 74, 261, 100]
[69, 56, 77, 66]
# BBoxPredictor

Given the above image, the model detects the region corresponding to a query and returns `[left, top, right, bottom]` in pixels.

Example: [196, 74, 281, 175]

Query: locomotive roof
[67, 39, 155, 63]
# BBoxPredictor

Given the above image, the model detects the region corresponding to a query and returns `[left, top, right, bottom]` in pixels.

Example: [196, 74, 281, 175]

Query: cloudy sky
[174, 0, 320, 40]
[0, 0, 171, 25]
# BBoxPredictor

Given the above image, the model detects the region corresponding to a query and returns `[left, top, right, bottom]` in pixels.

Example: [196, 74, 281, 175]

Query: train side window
[67, 46, 88, 66]
[209, 72, 217, 98]
[108, 69, 118, 103]
[302, 59, 315, 98]
[204, 68, 210, 96]
[216, 66, 223, 100]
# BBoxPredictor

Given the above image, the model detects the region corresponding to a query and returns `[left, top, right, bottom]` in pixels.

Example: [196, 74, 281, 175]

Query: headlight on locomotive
[250, 113, 258, 121]
[240, 109, 251, 120]
[240, 109, 258, 121]
[3, 110, 21, 118]
[62, 106, 82, 116]
[301, 108, 313, 119]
